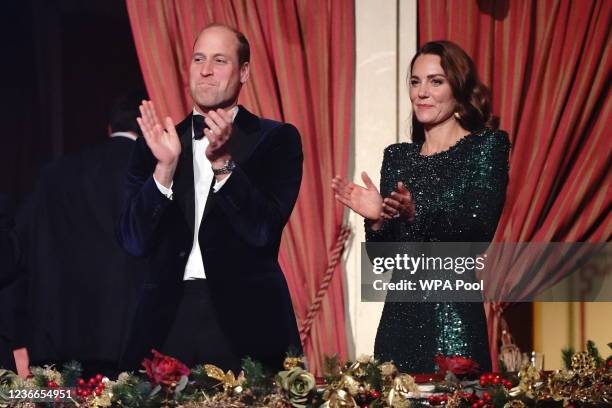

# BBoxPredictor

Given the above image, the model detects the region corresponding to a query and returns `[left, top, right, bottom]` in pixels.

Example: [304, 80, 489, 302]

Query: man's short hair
[198, 23, 250, 65]
[109, 90, 148, 136]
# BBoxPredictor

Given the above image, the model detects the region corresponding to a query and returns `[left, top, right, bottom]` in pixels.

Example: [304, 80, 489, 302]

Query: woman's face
[409, 54, 457, 127]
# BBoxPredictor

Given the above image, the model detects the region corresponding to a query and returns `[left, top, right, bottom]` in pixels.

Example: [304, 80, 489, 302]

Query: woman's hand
[381, 182, 415, 222]
[332, 172, 383, 221]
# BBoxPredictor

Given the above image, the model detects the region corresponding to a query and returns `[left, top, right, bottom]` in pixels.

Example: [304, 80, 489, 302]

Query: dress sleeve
[446, 130, 510, 241]
[365, 145, 402, 242]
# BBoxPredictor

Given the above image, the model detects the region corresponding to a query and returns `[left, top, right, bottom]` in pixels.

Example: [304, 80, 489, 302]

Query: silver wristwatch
[212, 160, 236, 175]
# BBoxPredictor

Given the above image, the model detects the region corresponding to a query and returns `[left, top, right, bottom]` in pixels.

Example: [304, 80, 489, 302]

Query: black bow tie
[192, 115, 209, 140]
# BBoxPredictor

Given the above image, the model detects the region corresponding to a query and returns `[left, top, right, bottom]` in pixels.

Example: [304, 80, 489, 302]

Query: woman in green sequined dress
[332, 41, 509, 373]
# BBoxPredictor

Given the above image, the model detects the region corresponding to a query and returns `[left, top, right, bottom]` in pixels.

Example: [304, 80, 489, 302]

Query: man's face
[189, 27, 249, 112]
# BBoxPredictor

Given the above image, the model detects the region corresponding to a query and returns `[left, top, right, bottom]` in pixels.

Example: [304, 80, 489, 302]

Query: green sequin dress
[366, 128, 510, 373]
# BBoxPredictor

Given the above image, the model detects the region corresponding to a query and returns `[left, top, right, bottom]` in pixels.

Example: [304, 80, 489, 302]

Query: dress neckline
[416, 130, 480, 158]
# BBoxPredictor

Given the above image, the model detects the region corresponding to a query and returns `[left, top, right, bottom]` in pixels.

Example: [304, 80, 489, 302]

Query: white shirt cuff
[213, 174, 231, 192]
[153, 176, 174, 199]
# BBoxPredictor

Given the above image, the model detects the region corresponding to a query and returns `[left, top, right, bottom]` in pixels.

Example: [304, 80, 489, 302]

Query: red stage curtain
[418, 0, 611, 369]
[126, 0, 353, 374]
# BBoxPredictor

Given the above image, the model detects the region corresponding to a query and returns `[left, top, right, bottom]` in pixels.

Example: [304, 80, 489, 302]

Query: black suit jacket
[14, 137, 147, 369]
[118, 106, 303, 370]
[0, 193, 20, 370]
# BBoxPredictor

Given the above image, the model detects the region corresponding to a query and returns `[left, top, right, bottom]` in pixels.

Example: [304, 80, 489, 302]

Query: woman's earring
[454, 111, 461, 120]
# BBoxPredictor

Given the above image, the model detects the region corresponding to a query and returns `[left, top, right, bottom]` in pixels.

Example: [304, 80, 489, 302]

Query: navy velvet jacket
[117, 106, 303, 370]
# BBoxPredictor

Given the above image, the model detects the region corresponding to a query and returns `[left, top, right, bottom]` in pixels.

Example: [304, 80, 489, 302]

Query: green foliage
[562, 346, 575, 370]
[364, 361, 383, 391]
[242, 357, 272, 396]
[60, 360, 82, 387]
[491, 387, 510, 408]
[112, 375, 154, 408]
[285, 346, 302, 359]
[29, 366, 50, 388]
[586, 340, 604, 367]
[0, 369, 17, 387]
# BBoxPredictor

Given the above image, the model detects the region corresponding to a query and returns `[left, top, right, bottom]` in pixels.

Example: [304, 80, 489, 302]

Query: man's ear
[240, 62, 250, 84]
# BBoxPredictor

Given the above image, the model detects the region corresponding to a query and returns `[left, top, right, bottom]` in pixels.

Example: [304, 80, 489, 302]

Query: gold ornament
[321, 389, 357, 408]
[204, 364, 245, 393]
[338, 374, 360, 396]
[571, 351, 596, 377]
[517, 363, 542, 397]
[283, 357, 304, 370]
[347, 360, 368, 378]
[387, 374, 418, 406]
[379, 362, 398, 378]
[503, 401, 527, 408]
[444, 390, 463, 408]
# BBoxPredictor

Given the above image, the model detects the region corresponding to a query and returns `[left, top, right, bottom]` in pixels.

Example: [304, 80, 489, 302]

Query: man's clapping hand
[136, 100, 181, 188]
[202, 108, 234, 165]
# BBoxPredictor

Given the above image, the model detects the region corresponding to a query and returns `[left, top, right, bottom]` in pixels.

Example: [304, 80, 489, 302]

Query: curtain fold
[126, 0, 354, 374]
[418, 0, 611, 369]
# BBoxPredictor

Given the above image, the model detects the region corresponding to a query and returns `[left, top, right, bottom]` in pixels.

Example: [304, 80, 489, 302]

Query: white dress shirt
[154, 106, 239, 280]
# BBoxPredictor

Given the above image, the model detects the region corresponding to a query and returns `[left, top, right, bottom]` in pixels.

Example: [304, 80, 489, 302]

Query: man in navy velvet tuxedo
[118, 24, 303, 371]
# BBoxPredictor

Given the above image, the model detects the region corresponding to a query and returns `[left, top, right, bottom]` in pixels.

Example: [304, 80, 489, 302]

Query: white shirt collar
[192, 106, 240, 121]
[110, 131, 138, 141]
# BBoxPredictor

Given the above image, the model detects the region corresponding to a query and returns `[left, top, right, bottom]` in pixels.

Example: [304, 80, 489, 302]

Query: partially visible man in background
[0, 193, 22, 372]
[14, 91, 149, 377]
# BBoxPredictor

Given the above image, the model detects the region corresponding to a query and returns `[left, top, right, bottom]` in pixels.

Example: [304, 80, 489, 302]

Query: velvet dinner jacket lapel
[171, 106, 264, 235]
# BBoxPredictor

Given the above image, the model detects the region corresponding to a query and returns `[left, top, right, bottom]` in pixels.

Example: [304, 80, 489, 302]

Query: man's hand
[332, 172, 383, 222]
[204, 108, 233, 165]
[137, 100, 181, 188]
[381, 182, 415, 222]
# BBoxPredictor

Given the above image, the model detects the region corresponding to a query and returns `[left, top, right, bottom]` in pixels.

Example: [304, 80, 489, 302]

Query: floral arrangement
[0, 341, 610, 407]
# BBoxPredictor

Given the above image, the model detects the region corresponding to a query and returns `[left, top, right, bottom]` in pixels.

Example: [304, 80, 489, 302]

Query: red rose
[434, 354, 480, 376]
[142, 349, 190, 386]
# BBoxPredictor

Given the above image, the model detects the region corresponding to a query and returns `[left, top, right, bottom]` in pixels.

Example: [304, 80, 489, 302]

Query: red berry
[492, 377, 500, 384]
[472, 404, 479, 408]
[482, 391, 490, 399]
[486, 373, 494, 381]
[82, 390, 90, 397]
[370, 390, 381, 399]
[78, 378, 85, 386]
[95, 374, 103, 382]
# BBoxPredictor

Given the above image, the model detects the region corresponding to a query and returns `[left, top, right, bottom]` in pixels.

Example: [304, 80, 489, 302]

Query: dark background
[1, 0, 145, 206]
